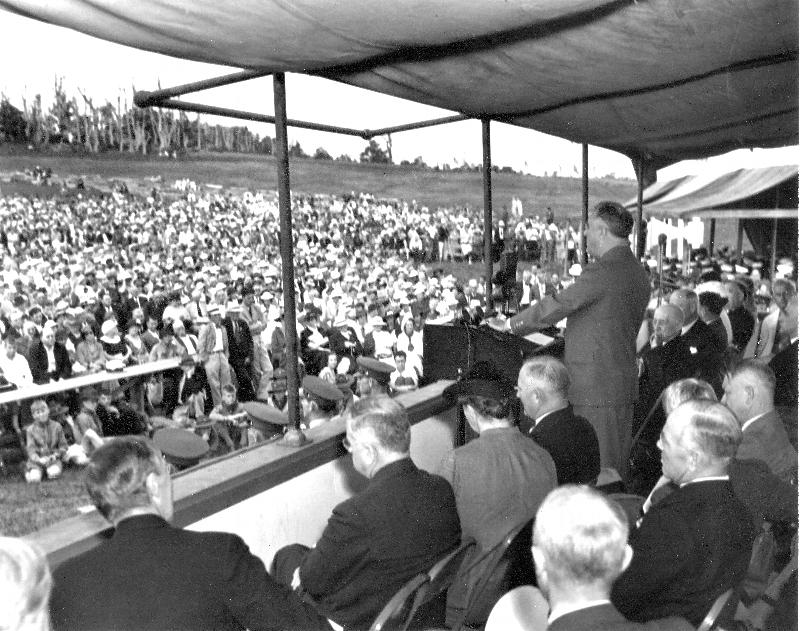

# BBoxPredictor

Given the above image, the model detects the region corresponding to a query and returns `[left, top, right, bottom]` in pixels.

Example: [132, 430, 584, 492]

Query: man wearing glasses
[273, 396, 461, 631]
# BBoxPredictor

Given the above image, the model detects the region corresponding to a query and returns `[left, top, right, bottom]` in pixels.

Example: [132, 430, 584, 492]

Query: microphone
[658, 233, 667, 252]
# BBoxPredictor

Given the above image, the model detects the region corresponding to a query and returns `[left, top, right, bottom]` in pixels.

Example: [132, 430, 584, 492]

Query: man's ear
[744, 383, 755, 406]
[145, 471, 161, 503]
[620, 544, 633, 573]
[531, 546, 546, 577]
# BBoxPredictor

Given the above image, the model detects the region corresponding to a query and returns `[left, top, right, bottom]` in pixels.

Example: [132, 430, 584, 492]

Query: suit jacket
[510, 245, 650, 406]
[223, 317, 254, 367]
[521, 404, 601, 485]
[737, 409, 797, 482]
[611, 480, 756, 626]
[50, 514, 329, 631]
[769, 339, 798, 406]
[633, 335, 693, 435]
[29, 341, 72, 384]
[728, 306, 755, 351]
[437, 428, 556, 620]
[120, 294, 150, 328]
[680, 319, 724, 395]
[197, 322, 230, 362]
[549, 603, 692, 631]
[300, 458, 461, 630]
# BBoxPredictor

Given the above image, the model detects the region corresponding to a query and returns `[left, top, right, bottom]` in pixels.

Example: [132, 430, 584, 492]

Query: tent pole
[736, 220, 744, 257]
[636, 162, 644, 258]
[273, 72, 307, 446]
[707, 219, 716, 256]
[482, 118, 493, 307]
[581, 143, 589, 264]
[771, 217, 778, 280]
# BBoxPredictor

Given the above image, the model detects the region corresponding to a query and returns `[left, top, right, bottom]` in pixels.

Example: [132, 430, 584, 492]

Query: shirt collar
[741, 411, 771, 433]
[548, 600, 610, 624]
[679, 475, 729, 488]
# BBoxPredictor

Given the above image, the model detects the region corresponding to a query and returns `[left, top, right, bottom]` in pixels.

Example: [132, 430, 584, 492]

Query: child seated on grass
[24, 399, 69, 483]
[208, 384, 249, 451]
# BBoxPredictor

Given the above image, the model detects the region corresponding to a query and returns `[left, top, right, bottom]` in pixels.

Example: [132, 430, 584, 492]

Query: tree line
[0, 79, 524, 172]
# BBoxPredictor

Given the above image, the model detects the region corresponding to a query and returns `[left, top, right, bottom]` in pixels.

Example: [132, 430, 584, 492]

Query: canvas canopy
[1, 0, 796, 170]
[624, 165, 798, 219]
[625, 165, 798, 261]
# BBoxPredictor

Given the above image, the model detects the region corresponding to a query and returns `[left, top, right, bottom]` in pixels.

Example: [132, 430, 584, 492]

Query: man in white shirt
[389, 351, 418, 393]
[0, 333, 33, 387]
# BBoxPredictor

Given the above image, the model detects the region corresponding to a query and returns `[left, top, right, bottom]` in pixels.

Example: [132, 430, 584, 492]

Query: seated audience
[517, 356, 600, 485]
[722, 360, 797, 482]
[532, 485, 692, 631]
[272, 395, 460, 630]
[437, 361, 556, 625]
[611, 400, 757, 625]
[49, 436, 331, 631]
[0, 536, 53, 631]
[669, 288, 724, 395]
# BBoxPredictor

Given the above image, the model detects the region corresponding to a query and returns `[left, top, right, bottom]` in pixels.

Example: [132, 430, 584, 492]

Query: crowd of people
[0, 189, 796, 630]
[0, 180, 587, 475]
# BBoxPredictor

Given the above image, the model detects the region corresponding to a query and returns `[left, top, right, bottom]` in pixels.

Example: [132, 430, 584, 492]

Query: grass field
[0, 144, 746, 249]
[0, 466, 90, 537]
[0, 144, 637, 218]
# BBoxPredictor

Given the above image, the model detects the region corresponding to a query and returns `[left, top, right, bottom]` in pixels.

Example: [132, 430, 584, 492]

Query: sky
[0, 10, 797, 181]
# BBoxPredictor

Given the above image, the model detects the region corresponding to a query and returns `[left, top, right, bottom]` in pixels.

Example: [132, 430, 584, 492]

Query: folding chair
[450, 519, 535, 631]
[410, 538, 476, 628]
[369, 573, 430, 631]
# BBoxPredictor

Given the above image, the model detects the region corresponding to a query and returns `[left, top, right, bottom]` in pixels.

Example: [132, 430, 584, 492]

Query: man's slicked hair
[594, 201, 634, 239]
[727, 359, 776, 398]
[533, 485, 629, 586]
[85, 436, 163, 522]
[520, 356, 570, 399]
[344, 395, 411, 454]
[662, 378, 717, 415]
[673, 400, 742, 461]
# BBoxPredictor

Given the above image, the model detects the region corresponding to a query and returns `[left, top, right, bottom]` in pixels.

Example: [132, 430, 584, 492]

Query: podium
[422, 324, 563, 385]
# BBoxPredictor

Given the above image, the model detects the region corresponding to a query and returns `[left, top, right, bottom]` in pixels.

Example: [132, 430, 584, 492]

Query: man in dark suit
[504, 201, 650, 473]
[629, 304, 695, 493]
[49, 436, 330, 631]
[29, 324, 72, 384]
[724, 281, 755, 353]
[223, 302, 255, 401]
[273, 396, 461, 630]
[669, 288, 724, 395]
[722, 360, 797, 482]
[611, 400, 756, 626]
[533, 486, 692, 631]
[517, 356, 600, 485]
[120, 279, 150, 331]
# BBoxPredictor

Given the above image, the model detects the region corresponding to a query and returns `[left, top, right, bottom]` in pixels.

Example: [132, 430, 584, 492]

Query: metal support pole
[771, 217, 778, 280]
[635, 164, 644, 258]
[482, 118, 493, 307]
[736, 220, 744, 257]
[581, 143, 589, 264]
[707, 219, 716, 256]
[273, 73, 307, 446]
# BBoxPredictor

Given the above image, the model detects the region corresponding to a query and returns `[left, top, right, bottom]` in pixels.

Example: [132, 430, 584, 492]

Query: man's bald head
[669, 288, 698, 323]
[652, 303, 684, 343]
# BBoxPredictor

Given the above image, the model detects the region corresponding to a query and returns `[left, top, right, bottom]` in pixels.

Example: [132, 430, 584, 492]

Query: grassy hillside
[0, 145, 747, 248]
[0, 145, 636, 219]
